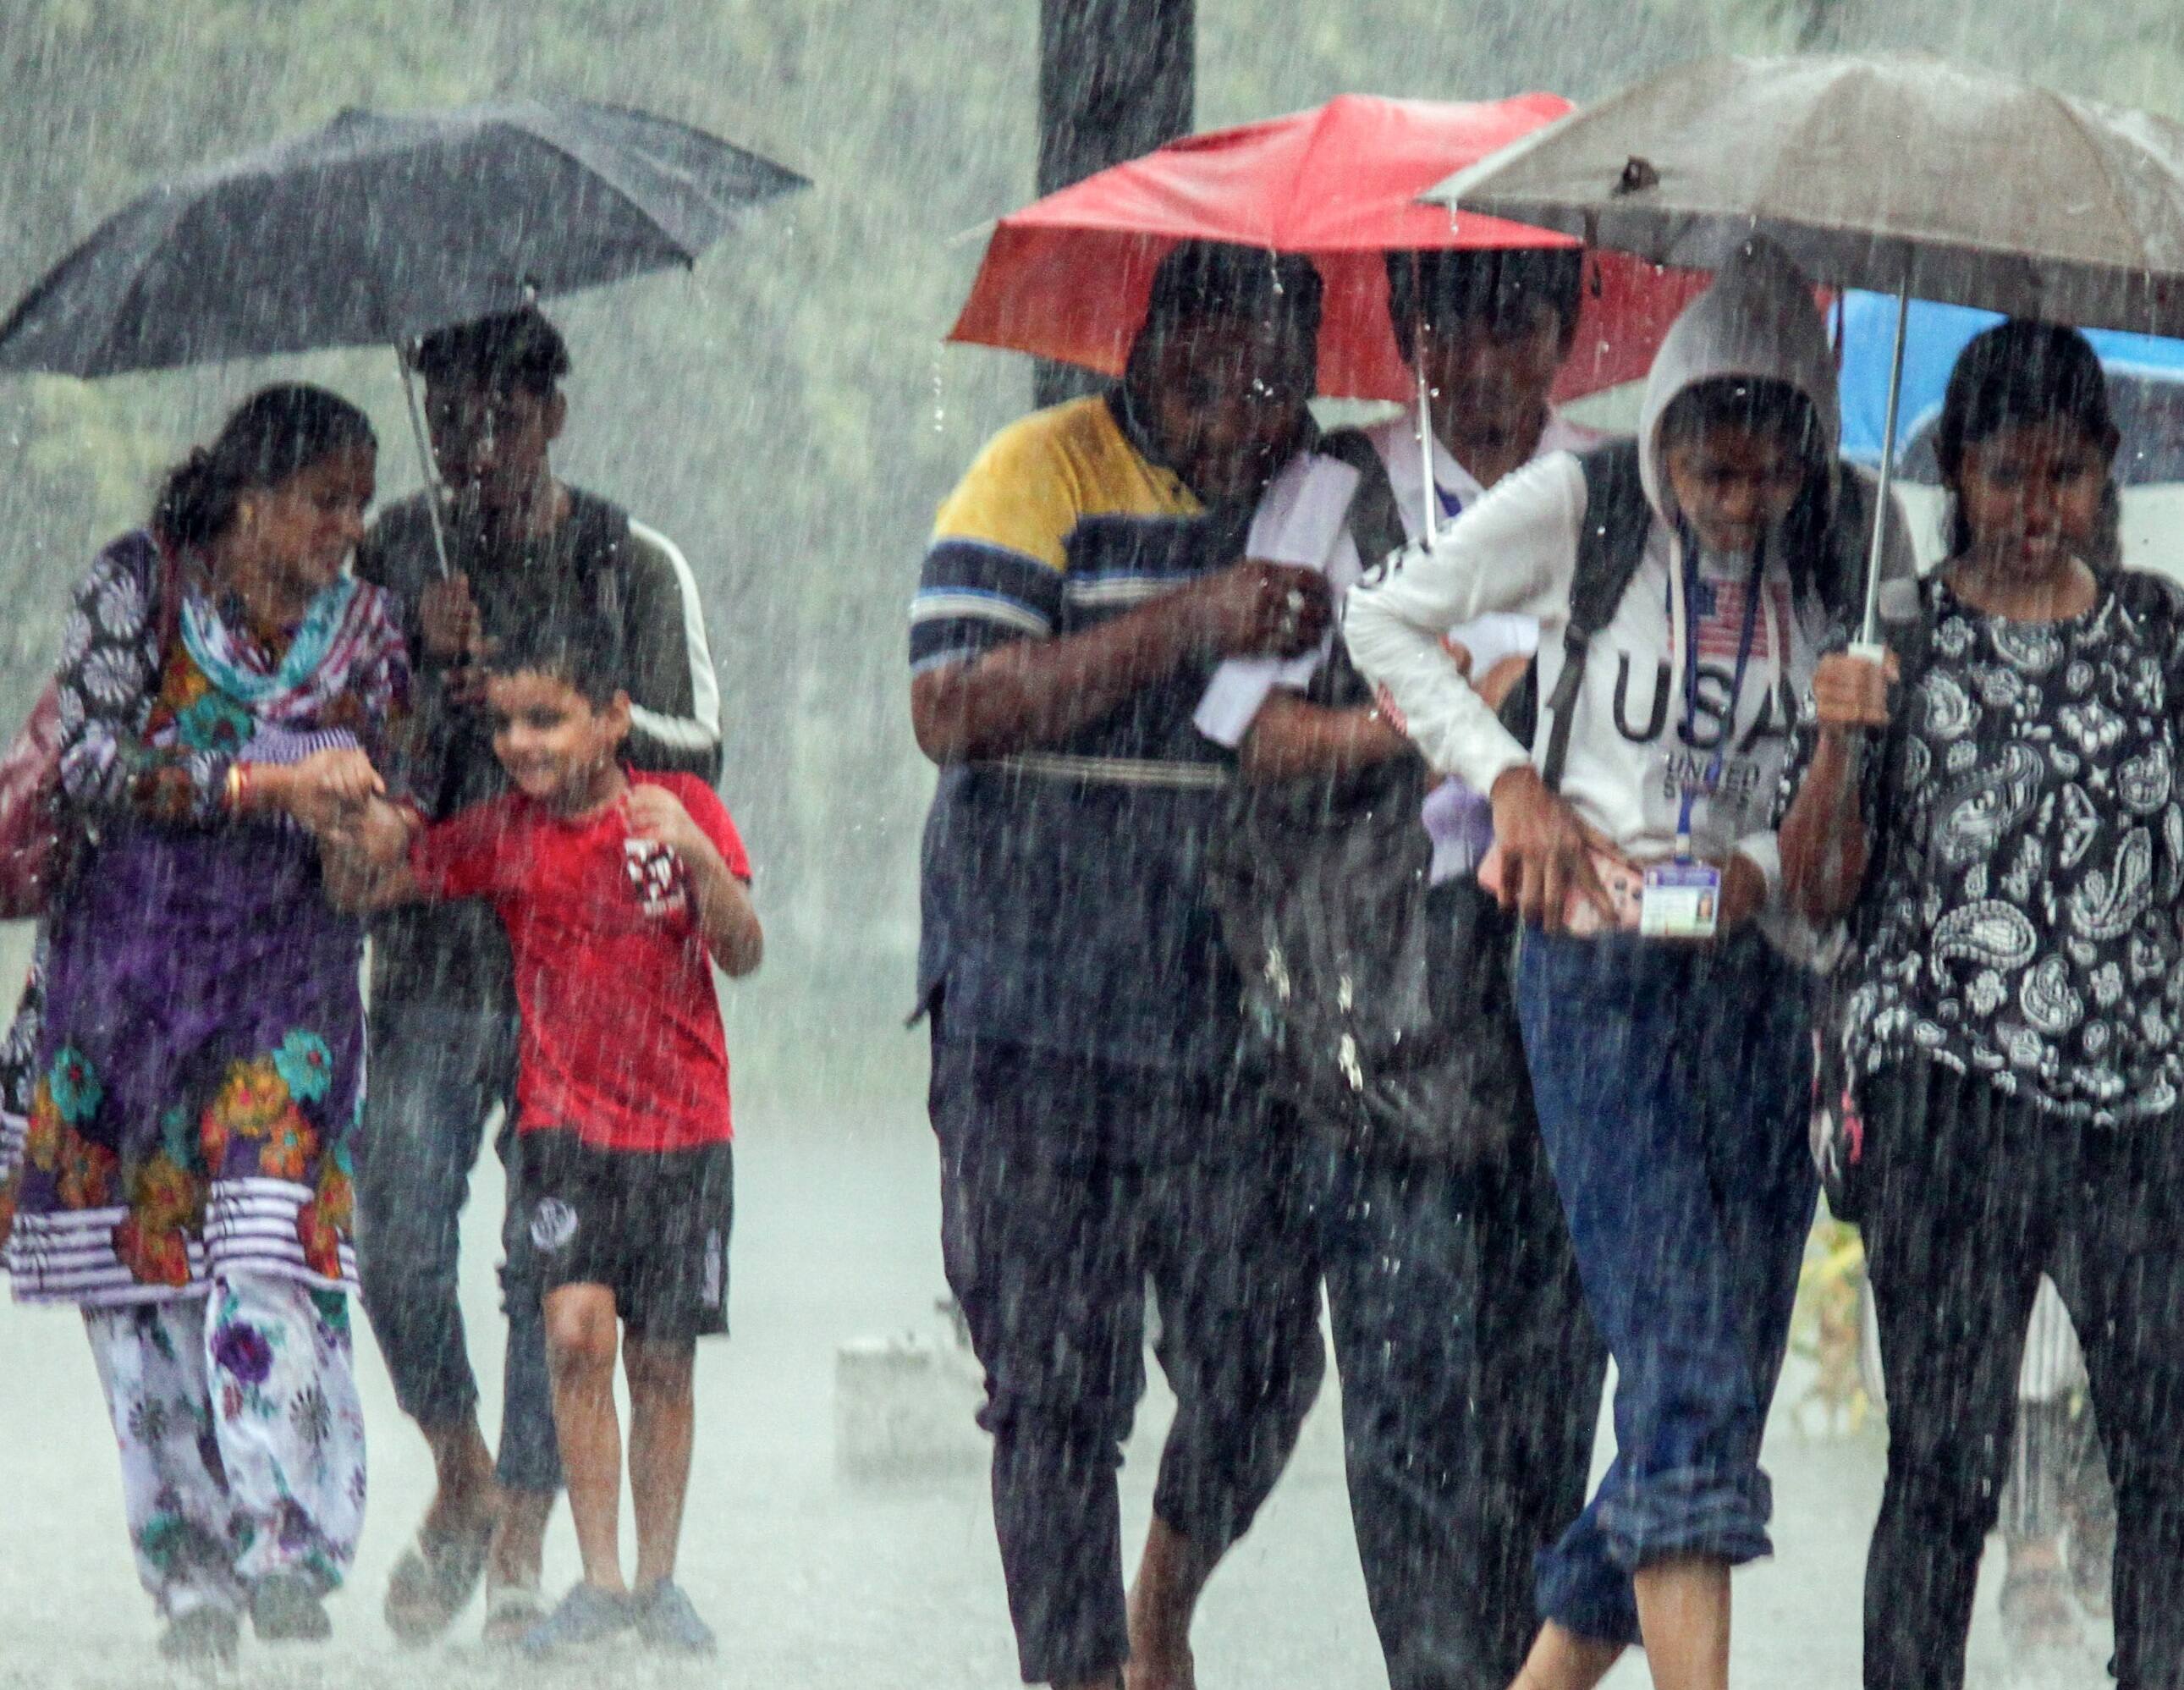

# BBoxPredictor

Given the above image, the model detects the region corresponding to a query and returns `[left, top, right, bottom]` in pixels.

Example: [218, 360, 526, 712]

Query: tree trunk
[1034, 0, 1194, 406]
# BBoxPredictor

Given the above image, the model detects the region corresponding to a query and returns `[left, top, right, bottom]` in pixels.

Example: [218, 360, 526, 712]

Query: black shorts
[514, 1130, 734, 1340]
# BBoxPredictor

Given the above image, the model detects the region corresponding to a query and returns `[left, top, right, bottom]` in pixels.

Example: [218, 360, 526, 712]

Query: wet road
[0, 932, 2104, 1687]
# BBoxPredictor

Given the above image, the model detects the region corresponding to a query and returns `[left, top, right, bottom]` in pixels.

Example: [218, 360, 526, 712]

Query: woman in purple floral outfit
[0, 386, 406, 1664]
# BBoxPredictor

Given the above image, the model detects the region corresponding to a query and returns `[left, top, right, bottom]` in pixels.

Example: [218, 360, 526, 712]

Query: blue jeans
[354, 1004, 560, 1494]
[1515, 930, 1815, 1645]
[1303, 1128, 1604, 1690]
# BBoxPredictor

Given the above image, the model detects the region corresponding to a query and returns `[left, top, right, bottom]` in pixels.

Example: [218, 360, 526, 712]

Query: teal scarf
[181, 575, 358, 710]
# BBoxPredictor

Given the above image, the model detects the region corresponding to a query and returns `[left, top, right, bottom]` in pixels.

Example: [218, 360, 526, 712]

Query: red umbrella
[949, 92, 1708, 402]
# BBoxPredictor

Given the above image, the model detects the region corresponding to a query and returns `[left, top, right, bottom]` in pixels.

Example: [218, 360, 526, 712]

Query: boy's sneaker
[633, 1580, 717, 1654]
[481, 1573, 547, 1647]
[519, 1583, 635, 1655]
[250, 1573, 332, 1643]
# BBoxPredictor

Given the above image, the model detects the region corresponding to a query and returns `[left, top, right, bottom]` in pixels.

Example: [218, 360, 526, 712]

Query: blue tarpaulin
[1835, 290, 2184, 468]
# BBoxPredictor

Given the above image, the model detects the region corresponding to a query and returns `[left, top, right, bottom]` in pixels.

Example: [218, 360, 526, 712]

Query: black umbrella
[0, 98, 807, 568]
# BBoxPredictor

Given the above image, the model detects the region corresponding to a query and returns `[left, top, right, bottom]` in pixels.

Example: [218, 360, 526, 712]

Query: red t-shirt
[408, 771, 751, 1153]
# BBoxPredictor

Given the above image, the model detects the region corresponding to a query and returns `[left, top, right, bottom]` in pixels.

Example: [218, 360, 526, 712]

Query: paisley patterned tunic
[1793, 576, 2184, 1126]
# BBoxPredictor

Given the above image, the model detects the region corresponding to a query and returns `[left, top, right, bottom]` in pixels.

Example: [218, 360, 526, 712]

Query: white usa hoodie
[1342, 246, 1914, 917]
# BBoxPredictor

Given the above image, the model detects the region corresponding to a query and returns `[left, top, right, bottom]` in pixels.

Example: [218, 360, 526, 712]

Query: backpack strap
[1541, 441, 1655, 791]
[1318, 427, 1406, 567]
[1305, 428, 1411, 714]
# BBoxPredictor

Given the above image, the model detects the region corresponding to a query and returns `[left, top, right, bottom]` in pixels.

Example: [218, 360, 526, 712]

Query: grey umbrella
[1426, 53, 2184, 642]
[0, 98, 807, 570]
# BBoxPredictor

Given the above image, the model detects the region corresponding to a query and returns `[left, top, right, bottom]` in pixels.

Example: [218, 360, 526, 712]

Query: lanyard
[1667, 534, 1771, 855]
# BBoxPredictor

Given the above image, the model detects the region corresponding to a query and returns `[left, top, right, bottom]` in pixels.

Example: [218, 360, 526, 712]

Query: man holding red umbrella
[910, 240, 1334, 1690]
[1202, 244, 1611, 1690]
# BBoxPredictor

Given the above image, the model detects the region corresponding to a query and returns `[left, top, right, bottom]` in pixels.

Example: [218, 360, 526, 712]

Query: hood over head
[1637, 241, 1839, 526]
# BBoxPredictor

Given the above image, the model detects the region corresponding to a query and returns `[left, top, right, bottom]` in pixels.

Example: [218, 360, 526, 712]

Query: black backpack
[1208, 427, 1530, 1166]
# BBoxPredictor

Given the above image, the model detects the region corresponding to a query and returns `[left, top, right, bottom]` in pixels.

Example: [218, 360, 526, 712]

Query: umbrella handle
[1415, 361, 1438, 553]
[1859, 278, 1912, 647]
[395, 344, 455, 581]
[1411, 256, 1437, 553]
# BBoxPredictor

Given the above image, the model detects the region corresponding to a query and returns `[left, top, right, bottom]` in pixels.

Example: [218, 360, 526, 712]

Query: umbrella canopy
[1428, 53, 2184, 339]
[949, 92, 1705, 402]
[0, 99, 808, 377]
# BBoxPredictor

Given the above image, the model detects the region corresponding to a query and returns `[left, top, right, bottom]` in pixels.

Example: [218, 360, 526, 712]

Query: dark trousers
[1301, 1124, 1604, 1690]
[1515, 930, 1817, 1645]
[930, 1030, 1324, 1686]
[355, 1004, 561, 1493]
[1860, 1057, 2184, 1690]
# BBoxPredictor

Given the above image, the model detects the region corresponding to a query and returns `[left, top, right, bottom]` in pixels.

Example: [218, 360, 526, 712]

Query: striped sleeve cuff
[910, 538, 1064, 671]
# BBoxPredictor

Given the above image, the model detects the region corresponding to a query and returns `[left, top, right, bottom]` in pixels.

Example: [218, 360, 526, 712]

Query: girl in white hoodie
[1345, 247, 1910, 1690]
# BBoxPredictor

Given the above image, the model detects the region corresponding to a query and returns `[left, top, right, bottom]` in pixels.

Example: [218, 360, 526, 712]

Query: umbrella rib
[2054, 96, 2160, 273]
[0, 184, 204, 374]
[85, 226, 189, 377]
[513, 124, 712, 265]
[1275, 98, 1351, 250]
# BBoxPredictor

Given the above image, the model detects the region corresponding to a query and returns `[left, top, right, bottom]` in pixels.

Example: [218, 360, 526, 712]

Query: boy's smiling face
[485, 669, 630, 811]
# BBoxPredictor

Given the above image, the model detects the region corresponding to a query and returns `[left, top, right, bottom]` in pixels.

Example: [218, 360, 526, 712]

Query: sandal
[2000, 1565, 2083, 1653]
[383, 1518, 493, 1644]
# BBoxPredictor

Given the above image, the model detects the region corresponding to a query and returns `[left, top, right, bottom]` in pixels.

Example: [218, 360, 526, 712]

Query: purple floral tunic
[1, 532, 408, 1305]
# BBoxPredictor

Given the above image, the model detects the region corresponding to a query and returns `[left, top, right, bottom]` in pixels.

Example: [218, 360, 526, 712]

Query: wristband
[226, 762, 252, 813]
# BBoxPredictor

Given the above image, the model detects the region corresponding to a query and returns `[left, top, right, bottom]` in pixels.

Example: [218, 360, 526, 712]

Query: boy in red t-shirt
[331, 619, 761, 1656]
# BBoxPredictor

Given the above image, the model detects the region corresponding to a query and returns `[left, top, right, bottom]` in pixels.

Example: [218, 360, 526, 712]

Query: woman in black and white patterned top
[1779, 321, 2184, 1690]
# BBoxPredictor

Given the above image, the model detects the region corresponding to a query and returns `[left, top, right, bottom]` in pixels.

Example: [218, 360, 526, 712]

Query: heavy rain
[3, 3, 2184, 1689]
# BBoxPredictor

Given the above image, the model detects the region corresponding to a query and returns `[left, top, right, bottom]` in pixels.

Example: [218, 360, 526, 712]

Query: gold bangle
[227, 762, 249, 812]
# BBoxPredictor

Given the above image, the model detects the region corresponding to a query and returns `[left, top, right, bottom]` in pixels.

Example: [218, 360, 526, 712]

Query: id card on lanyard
[1641, 538, 1774, 939]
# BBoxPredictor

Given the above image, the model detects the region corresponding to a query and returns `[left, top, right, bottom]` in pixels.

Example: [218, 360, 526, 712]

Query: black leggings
[1859, 1057, 2184, 1690]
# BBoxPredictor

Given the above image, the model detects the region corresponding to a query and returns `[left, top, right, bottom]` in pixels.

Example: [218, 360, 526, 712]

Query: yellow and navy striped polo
[911, 393, 1255, 1075]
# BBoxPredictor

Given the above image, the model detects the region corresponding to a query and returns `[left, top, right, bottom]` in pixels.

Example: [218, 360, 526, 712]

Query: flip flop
[383, 1519, 493, 1644]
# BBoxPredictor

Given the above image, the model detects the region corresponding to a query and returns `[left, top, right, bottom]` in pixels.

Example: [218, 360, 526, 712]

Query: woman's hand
[258, 748, 385, 835]
[1812, 650, 1896, 736]
[1488, 763, 1624, 931]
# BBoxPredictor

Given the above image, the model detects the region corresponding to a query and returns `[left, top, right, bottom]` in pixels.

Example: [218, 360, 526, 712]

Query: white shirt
[1192, 410, 1598, 750]
[1342, 449, 1836, 896]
